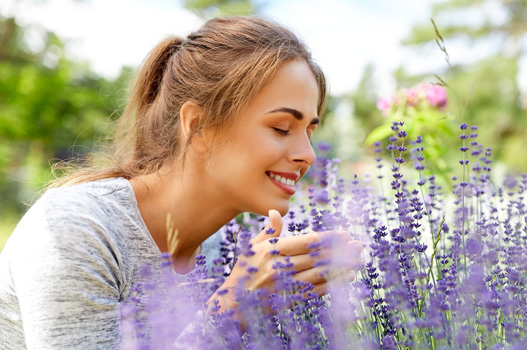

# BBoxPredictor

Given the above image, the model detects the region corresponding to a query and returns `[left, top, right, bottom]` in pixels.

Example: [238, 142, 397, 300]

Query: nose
[290, 134, 316, 166]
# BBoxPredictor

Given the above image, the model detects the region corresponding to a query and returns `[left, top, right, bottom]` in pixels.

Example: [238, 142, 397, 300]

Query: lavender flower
[121, 121, 527, 349]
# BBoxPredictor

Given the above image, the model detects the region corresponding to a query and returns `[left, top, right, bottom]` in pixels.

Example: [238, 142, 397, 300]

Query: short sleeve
[9, 197, 125, 349]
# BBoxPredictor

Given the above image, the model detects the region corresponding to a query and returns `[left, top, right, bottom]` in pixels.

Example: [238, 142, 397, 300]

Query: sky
[1, 0, 455, 97]
[2, 0, 526, 98]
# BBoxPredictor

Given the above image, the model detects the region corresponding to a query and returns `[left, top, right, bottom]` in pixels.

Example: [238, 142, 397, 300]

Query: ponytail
[129, 37, 184, 118]
[48, 37, 186, 188]
[115, 37, 185, 174]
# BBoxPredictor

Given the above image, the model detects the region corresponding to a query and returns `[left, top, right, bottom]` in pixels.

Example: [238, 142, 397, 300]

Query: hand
[209, 210, 363, 313]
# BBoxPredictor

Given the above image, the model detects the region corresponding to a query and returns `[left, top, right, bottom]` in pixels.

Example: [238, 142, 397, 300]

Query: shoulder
[2, 178, 147, 292]
[0, 179, 145, 349]
[3, 177, 161, 280]
[5, 178, 142, 262]
[40, 177, 135, 218]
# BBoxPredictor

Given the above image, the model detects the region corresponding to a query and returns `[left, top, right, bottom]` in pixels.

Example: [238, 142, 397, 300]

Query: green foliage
[404, 0, 527, 47]
[0, 15, 131, 219]
[183, 0, 258, 17]
[396, 1, 527, 175]
[310, 95, 364, 165]
[446, 54, 527, 172]
[366, 83, 458, 185]
[348, 64, 382, 134]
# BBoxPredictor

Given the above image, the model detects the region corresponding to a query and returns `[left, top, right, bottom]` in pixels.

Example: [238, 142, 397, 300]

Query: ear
[180, 101, 202, 138]
[180, 101, 209, 153]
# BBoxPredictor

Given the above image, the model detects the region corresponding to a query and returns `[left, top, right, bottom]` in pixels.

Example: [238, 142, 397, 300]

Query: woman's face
[206, 60, 320, 216]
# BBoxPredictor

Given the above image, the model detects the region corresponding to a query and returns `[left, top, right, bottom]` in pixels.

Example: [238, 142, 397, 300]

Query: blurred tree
[401, 0, 527, 173]
[447, 54, 527, 171]
[345, 0, 527, 189]
[403, 0, 527, 53]
[347, 64, 381, 134]
[182, 0, 259, 17]
[0, 15, 131, 218]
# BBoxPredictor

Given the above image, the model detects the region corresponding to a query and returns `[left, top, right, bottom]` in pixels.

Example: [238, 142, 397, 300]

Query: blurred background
[1, 0, 526, 250]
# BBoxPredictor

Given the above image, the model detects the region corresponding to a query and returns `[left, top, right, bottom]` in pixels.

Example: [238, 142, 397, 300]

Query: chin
[267, 201, 291, 217]
[276, 206, 289, 217]
[250, 201, 290, 218]
[271, 197, 292, 217]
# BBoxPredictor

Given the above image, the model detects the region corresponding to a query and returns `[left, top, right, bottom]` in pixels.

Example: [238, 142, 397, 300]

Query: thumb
[251, 209, 283, 244]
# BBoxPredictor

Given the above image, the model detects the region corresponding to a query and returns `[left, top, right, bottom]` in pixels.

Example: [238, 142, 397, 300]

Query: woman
[0, 15, 362, 349]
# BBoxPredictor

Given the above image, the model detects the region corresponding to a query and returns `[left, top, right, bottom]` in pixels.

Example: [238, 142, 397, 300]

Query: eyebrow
[267, 107, 320, 125]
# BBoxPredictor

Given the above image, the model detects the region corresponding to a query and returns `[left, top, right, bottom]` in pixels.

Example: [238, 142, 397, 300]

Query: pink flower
[406, 88, 418, 107]
[424, 84, 447, 109]
[376, 97, 391, 111]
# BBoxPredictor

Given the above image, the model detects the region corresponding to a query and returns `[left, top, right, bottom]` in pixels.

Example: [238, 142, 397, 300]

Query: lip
[266, 171, 299, 195]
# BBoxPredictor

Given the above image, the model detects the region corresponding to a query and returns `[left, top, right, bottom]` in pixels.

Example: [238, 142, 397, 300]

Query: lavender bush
[120, 95, 527, 349]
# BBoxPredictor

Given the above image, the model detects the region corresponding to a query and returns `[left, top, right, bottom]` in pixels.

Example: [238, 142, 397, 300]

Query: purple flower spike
[317, 141, 332, 152]
[216, 288, 228, 296]
[265, 227, 276, 235]
[120, 115, 519, 350]
[246, 266, 259, 274]
[268, 237, 279, 244]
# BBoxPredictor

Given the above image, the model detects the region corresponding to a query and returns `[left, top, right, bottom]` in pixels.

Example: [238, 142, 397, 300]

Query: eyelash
[272, 127, 289, 136]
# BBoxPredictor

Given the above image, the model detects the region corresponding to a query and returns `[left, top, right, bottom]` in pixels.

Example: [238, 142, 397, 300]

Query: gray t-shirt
[0, 177, 216, 349]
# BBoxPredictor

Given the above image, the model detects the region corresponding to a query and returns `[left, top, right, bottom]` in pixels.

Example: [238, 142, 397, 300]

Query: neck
[129, 165, 240, 273]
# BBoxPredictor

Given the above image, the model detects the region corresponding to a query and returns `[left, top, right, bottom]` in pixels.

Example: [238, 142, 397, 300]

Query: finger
[326, 240, 363, 270]
[308, 271, 357, 298]
[273, 230, 350, 256]
[251, 209, 283, 244]
[272, 253, 317, 273]
[276, 240, 363, 276]
[310, 273, 356, 299]
[271, 244, 359, 274]
[294, 265, 332, 286]
[312, 282, 329, 297]
[318, 230, 354, 247]
[273, 232, 320, 256]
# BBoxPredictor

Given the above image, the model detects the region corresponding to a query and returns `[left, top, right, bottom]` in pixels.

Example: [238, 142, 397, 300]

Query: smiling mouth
[266, 171, 298, 195]
[267, 172, 297, 186]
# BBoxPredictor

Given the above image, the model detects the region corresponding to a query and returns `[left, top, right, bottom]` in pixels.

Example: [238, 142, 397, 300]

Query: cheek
[214, 130, 287, 174]
[243, 136, 285, 162]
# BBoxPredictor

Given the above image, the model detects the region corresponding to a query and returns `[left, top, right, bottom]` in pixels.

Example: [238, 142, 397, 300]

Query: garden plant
[119, 19, 526, 350]
[120, 84, 527, 349]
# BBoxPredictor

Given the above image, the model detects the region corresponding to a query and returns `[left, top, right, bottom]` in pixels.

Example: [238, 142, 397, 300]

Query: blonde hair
[50, 15, 327, 187]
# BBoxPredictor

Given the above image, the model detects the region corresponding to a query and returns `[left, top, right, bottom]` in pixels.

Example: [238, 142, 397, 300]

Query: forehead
[237, 60, 320, 124]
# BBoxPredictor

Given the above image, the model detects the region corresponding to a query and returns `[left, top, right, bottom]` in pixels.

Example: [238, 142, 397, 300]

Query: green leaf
[365, 124, 393, 145]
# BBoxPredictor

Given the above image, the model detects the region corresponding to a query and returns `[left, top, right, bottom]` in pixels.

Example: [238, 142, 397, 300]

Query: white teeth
[268, 172, 296, 187]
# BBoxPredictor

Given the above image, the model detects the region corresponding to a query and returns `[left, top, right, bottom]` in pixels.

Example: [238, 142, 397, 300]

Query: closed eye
[273, 127, 289, 136]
